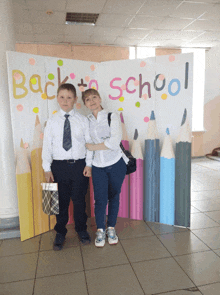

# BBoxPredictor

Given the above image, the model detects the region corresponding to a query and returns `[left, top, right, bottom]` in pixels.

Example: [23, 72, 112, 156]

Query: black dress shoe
[53, 233, 65, 251]
[77, 231, 91, 245]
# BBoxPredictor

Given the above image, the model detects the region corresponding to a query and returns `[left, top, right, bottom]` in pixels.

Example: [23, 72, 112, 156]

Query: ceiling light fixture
[65, 12, 99, 26]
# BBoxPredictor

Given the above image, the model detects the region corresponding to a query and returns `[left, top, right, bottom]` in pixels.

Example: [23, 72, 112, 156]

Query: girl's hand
[86, 143, 96, 151]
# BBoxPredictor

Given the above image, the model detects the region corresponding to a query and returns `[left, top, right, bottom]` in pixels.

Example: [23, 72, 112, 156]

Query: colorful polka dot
[85, 76, 90, 82]
[52, 110, 57, 115]
[118, 107, 123, 111]
[79, 86, 85, 92]
[57, 60, 63, 66]
[121, 84, 126, 90]
[29, 58, 35, 65]
[169, 55, 175, 62]
[30, 78, 37, 85]
[135, 102, 140, 108]
[159, 74, 165, 81]
[41, 93, 47, 100]
[14, 72, 21, 80]
[33, 107, 39, 113]
[140, 61, 146, 67]
[142, 94, 148, 100]
[76, 103, 81, 109]
[48, 73, 54, 80]
[16, 104, 23, 111]
[91, 86, 96, 90]
[144, 116, 150, 123]
[161, 94, 168, 100]
[70, 73, 76, 80]
[134, 80, 139, 86]
[90, 65, 95, 71]
[119, 97, 124, 102]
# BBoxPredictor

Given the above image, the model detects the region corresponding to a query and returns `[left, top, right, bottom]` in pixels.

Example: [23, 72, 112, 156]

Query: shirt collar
[59, 108, 75, 117]
[88, 109, 107, 120]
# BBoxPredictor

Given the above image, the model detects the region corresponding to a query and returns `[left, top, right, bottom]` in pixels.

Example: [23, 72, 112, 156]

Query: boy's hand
[45, 171, 54, 183]
[83, 166, 92, 177]
[86, 143, 96, 151]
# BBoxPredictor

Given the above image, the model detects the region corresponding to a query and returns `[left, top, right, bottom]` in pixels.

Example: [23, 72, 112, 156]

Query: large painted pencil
[160, 128, 175, 225]
[118, 112, 129, 218]
[31, 115, 49, 236]
[16, 139, 34, 241]
[130, 129, 143, 220]
[144, 111, 160, 222]
[175, 109, 191, 227]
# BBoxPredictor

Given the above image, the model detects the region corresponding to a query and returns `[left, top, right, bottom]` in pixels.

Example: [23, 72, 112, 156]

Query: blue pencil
[175, 109, 191, 227]
[144, 110, 160, 222]
[160, 128, 175, 225]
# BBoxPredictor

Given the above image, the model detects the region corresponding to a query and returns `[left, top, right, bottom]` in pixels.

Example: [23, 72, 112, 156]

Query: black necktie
[63, 114, 72, 151]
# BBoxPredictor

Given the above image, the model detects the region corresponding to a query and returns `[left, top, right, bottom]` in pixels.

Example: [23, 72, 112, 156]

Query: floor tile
[116, 218, 154, 239]
[86, 264, 144, 295]
[190, 212, 219, 229]
[40, 229, 79, 251]
[191, 206, 201, 213]
[158, 231, 210, 256]
[0, 253, 38, 283]
[191, 190, 220, 201]
[0, 279, 34, 295]
[205, 211, 220, 224]
[120, 235, 171, 263]
[146, 222, 189, 235]
[34, 272, 88, 295]
[36, 247, 83, 278]
[82, 241, 129, 270]
[213, 248, 220, 256]
[0, 236, 40, 257]
[191, 200, 220, 212]
[132, 257, 195, 294]
[192, 227, 220, 249]
[175, 251, 220, 286]
[161, 290, 201, 295]
[199, 282, 220, 294]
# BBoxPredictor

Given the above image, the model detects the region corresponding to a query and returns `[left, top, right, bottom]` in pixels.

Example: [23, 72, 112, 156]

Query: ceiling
[12, 0, 220, 49]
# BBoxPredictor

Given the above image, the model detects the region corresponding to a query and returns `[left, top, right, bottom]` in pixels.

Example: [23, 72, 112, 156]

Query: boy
[42, 83, 93, 250]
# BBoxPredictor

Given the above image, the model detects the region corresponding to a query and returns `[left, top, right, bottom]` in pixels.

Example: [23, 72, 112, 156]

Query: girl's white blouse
[87, 109, 129, 168]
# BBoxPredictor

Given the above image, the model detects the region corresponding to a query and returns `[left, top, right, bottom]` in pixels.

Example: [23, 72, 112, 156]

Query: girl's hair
[57, 83, 76, 97]
[82, 88, 100, 104]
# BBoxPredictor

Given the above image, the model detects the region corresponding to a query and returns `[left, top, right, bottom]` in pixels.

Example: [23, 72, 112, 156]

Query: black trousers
[51, 159, 89, 236]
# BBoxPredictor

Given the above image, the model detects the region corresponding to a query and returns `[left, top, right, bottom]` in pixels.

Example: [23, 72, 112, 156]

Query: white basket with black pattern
[41, 183, 59, 215]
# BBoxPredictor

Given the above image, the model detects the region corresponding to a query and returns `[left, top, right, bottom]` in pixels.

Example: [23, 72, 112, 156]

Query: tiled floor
[1, 157, 220, 295]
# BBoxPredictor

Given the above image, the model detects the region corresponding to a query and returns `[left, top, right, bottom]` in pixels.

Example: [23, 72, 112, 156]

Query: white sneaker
[95, 229, 106, 247]
[106, 227, 118, 245]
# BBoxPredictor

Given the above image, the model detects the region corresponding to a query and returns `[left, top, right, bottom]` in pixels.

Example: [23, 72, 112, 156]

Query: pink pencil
[130, 129, 144, 220]
[118, 112, 129, 218]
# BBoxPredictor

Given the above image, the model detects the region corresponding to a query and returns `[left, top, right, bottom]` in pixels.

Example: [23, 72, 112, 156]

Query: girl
[82, 89, 128, 247]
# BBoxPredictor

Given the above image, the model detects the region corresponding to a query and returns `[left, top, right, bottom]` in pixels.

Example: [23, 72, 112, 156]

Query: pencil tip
[120, 112, 124, 123]
[20, 138, 24, 148]
[150, 110, 155, 120]
[35, 115, 40, 127]
[134, 129, 138, 140]
[166, 128, 170, 135]
[181, 109, 187, 126]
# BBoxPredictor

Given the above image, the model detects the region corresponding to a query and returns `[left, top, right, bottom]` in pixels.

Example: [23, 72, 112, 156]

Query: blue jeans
[92, 157, 127, 230]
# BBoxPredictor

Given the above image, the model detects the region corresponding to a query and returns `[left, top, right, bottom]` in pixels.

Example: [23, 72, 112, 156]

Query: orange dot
[41, 93, 47, 100]
[169, 55, 175, 62]
[85, 76, 90, 82]
[52, 110, 57, 115]
[140, 61, 146, 67]
[90, 65, 95, 71]
[161, 94, 167, 100]
[79, 86, 85, 92]
[29, 58, 35, 65]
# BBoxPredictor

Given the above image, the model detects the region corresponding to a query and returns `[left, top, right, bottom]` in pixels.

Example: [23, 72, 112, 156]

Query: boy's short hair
[57, 83, 76, 97]
[82, 88, 100, 104]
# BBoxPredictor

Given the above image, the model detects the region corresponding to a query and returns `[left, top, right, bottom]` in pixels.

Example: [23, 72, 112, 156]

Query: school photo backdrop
[6, 51, 193, 241]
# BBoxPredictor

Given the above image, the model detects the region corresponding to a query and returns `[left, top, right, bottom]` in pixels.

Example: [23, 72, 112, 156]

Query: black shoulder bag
[108, 112, 136, 175]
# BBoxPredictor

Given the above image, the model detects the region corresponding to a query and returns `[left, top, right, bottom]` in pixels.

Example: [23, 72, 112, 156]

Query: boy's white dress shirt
[42, 109, 93, 172]
[87, 109, 129, 168]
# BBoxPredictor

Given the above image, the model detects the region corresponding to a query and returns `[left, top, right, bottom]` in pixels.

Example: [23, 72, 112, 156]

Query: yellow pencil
[16, 139, 34, 241]
[31, 115, 49, 235]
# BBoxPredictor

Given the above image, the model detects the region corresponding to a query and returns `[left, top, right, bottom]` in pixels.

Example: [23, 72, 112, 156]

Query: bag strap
[108, 112, 125, 152]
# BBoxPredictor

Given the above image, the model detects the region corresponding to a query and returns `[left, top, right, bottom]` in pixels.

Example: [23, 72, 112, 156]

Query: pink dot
[14, 72, 21, 81]
[121, 84, 126, 90]
[70, 73, 76, 79]
[29, 58, 35, 65]
[159, 74, 165, 81]
[134, 80, 139, 86]
[85, 76, 90, 82]
[140, 61, 146, 67]
[40, 133, 44, 140]
[17, 104, 23, 111]
[90, 65, 95, 71]
[24, 143, 29, 149]
[142, 94, 148, 100]
[76, 103, 81, 109]
[144, 116, 150, 123]
[169, 55, 175, 62]
[79, 86, 85, 92]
